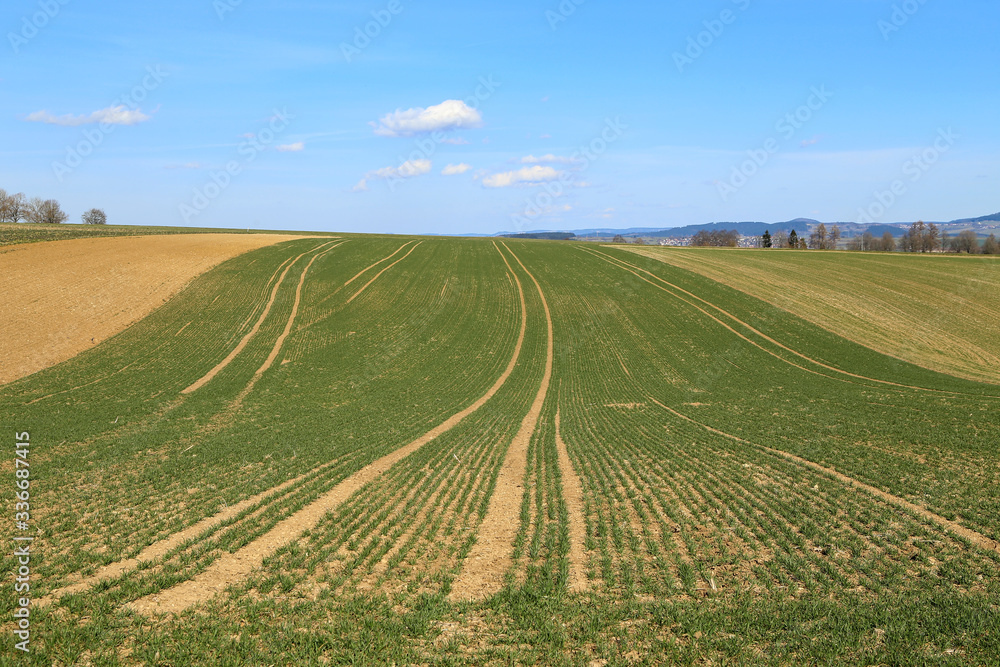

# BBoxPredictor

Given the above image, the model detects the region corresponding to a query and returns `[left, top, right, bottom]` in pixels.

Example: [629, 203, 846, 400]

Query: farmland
[623, 245, 1000, 385]
[2, 235, 999, 665]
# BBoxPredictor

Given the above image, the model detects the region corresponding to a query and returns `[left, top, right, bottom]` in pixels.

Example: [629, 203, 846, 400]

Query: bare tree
[949, 230, 980, 254]
[879, 231, 896, 252]
[808, 223, 827, 249]
[982, 233, 999, 255]
[82, 208, 108, 225]
[28, 199, 68, 224]
[2, 192, 28, 223]
[772, 230, 788, 249]
[830, 225, 842, 249]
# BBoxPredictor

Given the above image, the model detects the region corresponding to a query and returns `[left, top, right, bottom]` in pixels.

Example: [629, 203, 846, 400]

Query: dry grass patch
[623, 246, 1000, 384]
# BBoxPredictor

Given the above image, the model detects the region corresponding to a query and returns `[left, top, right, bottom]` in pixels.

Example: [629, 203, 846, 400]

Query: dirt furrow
[345, 242, 422, 305]
[449, 243, 554, 601]
[589, 248, 992, 397]
[182, 243, 333, 394]
[554, 411, 590, 593]
[343, 241, 414, 287]
[230, 242, 339, 404]
[39, 457, 345, 605]
[127, 242, 528, 615]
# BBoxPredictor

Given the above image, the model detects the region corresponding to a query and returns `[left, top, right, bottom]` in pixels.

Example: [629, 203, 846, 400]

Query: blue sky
[2, 0, 998, 235]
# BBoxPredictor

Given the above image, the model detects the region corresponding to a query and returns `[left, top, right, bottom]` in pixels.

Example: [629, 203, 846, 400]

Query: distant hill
[490, 211, 998, 240]
[950, 212, 1000, 225]
[501, 231, 576, 240]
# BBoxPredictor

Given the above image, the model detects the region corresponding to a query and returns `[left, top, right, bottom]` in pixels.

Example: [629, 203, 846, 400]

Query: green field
[3, 236, 999, 665]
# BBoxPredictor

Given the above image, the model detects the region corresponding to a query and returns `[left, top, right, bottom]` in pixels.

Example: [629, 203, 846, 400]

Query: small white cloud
[540, 133, 552, 139]
[354, 160, 433, 192]
[25, 105, 151, 127]
[372, 159, 432, 179]
[442, 163, 472, 176]
[276, 142, 305, 152]
[521, 154, 580, 165]
[441, 137, 469, 145]
[800, 136, 822, 148]
[483, 165, 562, 188]
[371, 100, 483, 137]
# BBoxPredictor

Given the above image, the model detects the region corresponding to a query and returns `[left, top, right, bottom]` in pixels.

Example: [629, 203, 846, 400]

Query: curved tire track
[127, 241, 527, 615]
[449, 242, 554, 601]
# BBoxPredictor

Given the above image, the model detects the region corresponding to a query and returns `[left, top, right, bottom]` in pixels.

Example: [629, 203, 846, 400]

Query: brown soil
[449, 243, 554, 601]
[128, 241, 529, 615]
[0, 234, 314, 385]
[554, 411, 590, 593]
[646, 396, 1000, 556]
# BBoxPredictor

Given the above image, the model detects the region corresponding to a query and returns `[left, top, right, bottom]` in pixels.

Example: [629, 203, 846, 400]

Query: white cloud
[276, 142, 305, 152]
[442, 163, 472, 176]
[354, 159, 433, 192]
[25, 105, 151, 127]
[521, 154, 580, 165]
[482, 165, 562, 188]
[371, 100, 482, 137]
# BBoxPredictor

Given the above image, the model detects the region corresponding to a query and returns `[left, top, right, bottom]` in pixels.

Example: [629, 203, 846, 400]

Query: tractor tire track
[127, 241, 527, 615]
[343, 240, 415, 287]
[181, 242, 336, 395]
[345, 242, 423, 305]
[39, 458, 345, 606]
[554, 410, 590, 593]
[449, 242, 554, 601]
[585, 247, 986, 396]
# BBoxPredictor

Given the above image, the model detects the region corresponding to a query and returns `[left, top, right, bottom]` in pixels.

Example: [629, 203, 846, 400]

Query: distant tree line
[761, 220, 999, 255]
[691, 229, 739, 247]
[945, 229, 1000, 255]
[761, 229, 807, 249]
[0, 188, 106, 225]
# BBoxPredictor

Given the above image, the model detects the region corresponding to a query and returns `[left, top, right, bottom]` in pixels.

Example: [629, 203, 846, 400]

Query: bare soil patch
[0, 234, 313, 385]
